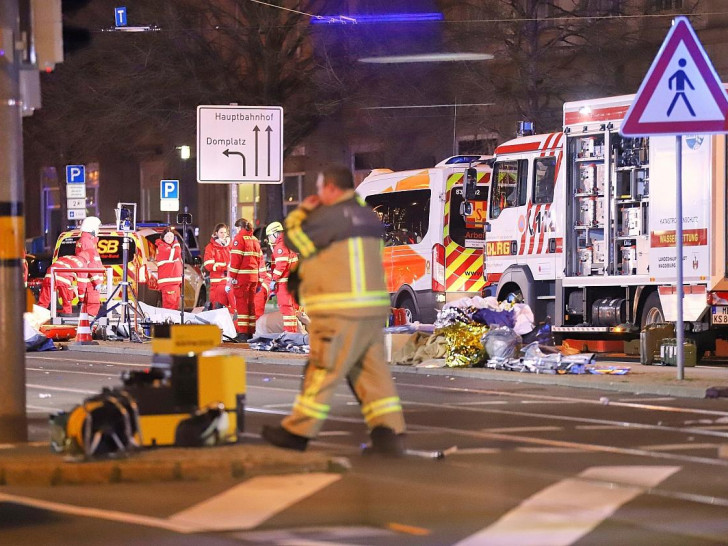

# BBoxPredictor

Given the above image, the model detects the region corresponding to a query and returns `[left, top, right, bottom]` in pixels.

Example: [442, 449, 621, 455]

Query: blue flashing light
[312, 12, 444, 25]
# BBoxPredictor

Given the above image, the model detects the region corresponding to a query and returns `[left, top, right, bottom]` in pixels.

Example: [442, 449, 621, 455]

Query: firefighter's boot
[261, 425, 309, 451]
[362, 426, 406, 458]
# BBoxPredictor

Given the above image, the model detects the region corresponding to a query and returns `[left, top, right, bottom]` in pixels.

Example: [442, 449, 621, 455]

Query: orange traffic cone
[75, 304, 98, 346]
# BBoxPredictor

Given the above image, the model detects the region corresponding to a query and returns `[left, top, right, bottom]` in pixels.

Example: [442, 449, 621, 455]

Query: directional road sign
[67, 198, 86, 209]
[621, 16, 728, 136]
[160, 179, 180, 212]
[115, 7, 127, 27]
[66, 164, 86, 184]
[196, 105, 283, 184]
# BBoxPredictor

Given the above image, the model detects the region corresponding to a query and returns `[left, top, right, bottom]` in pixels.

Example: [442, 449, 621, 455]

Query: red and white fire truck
[484, 93, 728, 345]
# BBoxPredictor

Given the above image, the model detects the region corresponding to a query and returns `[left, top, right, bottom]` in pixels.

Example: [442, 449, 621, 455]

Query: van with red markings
[357, 156, 491, 323]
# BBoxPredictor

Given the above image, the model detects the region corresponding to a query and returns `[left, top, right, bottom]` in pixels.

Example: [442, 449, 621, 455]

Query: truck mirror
[464, 167, 483, 200]
[460, 201, 473, 217]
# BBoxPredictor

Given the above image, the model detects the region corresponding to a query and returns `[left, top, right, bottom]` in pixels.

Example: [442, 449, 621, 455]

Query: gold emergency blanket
[437, 322, 489, 368]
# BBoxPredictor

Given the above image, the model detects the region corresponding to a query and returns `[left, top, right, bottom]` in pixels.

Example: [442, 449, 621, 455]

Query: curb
[0, 444, 348, 487]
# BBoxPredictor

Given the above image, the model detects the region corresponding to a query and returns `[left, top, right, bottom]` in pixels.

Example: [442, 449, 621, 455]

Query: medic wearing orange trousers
[227, 218, 261, 342]
[38, 255, 86, 314]
[266, 221, 299, 333]
[203, 223, 234, 313]
[155, 227, 183, 310]
[75, 216, 104, 316]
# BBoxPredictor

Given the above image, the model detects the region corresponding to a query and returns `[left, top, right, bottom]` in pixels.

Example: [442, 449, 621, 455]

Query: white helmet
[80, 216, 101, 235]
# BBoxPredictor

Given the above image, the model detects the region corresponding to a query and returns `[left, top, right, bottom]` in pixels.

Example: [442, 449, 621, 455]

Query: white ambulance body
[357, 157, 491, 323]
[485, 94, 728, 344]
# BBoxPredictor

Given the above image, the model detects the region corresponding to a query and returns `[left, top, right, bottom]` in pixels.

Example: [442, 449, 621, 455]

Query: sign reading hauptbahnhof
[196, 105, 283, 184]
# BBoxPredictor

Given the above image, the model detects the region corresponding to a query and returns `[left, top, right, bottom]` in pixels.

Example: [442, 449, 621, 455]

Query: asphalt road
[3, 349, 728, 545]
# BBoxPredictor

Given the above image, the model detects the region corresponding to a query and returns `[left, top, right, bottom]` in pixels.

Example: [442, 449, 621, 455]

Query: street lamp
[178, 145, 190, 160]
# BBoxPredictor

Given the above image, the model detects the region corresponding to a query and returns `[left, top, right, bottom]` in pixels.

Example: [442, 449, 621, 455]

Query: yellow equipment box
[151, 323, 221, 355]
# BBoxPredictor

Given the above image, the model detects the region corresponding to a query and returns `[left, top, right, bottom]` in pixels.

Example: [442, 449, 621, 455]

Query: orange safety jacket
[270, 237, 298, 285]
[75, 231, 104, 290]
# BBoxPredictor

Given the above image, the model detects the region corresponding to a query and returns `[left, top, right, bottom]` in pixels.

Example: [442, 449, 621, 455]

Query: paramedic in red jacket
[227, 218, 260, 342]
[38, 255, 86, 314]
[204, 223, 234, 312]
[266, 221, 299, 333]
[155, 227, 183, 310]
[75, 216, 104, 316]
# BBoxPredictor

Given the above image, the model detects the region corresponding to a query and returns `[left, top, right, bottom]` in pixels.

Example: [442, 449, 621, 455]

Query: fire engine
[357, 156, 491, 323]
[484, 93, 728, 346]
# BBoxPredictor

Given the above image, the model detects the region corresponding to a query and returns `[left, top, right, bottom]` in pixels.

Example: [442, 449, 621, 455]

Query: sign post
[621, 16, 728, 379]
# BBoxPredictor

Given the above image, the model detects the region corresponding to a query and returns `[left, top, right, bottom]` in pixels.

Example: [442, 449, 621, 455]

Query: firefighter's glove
[269, 281, 276, 292]
[224, 283, 232, 294]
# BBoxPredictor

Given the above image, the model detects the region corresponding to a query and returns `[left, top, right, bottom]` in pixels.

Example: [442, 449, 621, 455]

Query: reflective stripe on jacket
[155, 238, 182, 287]
[284, 190, 389, 318]
[75, 232, 104, 286]
[270, 238, 298, 284]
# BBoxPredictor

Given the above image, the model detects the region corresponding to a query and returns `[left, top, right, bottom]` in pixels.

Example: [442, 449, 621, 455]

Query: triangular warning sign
[621, 16, 728, 136]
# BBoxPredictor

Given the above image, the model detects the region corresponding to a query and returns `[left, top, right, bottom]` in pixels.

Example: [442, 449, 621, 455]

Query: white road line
[27, 367, 118, 378]
[168, 473, 341, 531]
[26, 356, 151, 368]
[483, 426, 562, 433]
[575, 425, 630, 431]
[26, 384, 97, 395]
[637, 443, 720, 452]
[520, 400, 579, 405]
[26, 404, 63, 412]
[394, 381, 728, 418]
[452, 401, 509, 406]
[0, 492, 199, 534]
[447, 447, 502, 456]
[455, 465, 680, 546]
[516, 447, 587, 454]
[617, 397, 675, 402]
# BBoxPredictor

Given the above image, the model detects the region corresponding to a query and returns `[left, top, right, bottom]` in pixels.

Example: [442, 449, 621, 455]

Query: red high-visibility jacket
[75, 231, 103, 289]
[203, 237, 230, 286]
[228, 229, 261, 284]
[155, 238, 183, 289]
[46, 255, 86, 288]
[270, 238, 298, 285]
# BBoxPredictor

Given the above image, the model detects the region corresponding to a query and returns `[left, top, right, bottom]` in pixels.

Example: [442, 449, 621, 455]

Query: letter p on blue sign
[161, 180, 179, 199]
[66, 165, 85, 184]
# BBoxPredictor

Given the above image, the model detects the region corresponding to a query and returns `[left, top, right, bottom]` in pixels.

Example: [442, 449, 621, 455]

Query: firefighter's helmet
[265, 222, 283, 237]
[80, 216, 102, 235]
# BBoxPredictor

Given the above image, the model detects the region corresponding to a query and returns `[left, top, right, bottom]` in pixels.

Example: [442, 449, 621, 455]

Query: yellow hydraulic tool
[125, 324, 246, 447]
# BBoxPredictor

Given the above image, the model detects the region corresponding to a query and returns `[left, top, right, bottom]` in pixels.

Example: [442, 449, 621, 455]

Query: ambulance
[484, 93, 728, 346]
[357, 156, 491, 323]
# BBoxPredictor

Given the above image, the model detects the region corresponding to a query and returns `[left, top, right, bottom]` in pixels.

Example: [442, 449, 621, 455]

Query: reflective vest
[270, 237, 298, 284]
[155, 238, 183, 288]
[203, 237, 230, 285]
[229, 229, 261, 284]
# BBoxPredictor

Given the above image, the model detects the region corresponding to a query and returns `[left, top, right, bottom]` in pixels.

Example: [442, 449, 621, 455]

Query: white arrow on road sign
[621, 16, 728, 136]
[196, 105, 283, 184]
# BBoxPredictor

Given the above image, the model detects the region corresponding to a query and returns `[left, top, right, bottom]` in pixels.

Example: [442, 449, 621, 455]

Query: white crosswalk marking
[168, 473, 341, 531]
[455, 465, 680, 546]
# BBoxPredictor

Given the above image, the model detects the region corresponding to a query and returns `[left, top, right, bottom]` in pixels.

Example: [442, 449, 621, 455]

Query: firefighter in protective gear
[203, 223, 234, 313]
[38, 255, 86, 314]
[261, 165, 406, 456]
[155, 227, 183, 310]
[75, 216, 104, 316]
[266, 221, 299, 332]
[227, 218, 260, 341]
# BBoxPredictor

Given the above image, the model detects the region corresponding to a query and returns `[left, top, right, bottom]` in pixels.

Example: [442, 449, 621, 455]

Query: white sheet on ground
[137, 302, 236, 340]
[24, 305, 51, 331]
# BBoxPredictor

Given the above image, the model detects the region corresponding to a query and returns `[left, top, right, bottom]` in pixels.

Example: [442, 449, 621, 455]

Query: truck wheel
[398, 296, 418, 323]
[641, 291, 664, 329]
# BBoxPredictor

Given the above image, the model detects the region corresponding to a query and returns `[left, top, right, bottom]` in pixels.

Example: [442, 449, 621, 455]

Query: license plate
[712, 306, 728, 324]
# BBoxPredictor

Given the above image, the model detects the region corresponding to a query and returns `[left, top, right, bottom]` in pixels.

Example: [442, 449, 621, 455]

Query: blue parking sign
[115, 7, 127, 27]
[161, 179, 179, 199]
[66, 164, 85, 184]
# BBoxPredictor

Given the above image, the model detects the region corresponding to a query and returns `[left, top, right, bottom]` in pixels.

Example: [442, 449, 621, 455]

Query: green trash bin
[659, 338, 697, 367]
[640, 323, 675, 365]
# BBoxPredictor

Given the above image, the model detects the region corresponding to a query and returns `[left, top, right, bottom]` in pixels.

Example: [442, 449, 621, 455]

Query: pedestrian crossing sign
[621, 16, 728, 136]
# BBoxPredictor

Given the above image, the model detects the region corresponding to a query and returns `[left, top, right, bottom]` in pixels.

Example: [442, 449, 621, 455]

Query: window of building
[283, 173, 303, 217]
[365, 190, 431, 247]
[489, 159, 528, 218]
[237, 183, 259, 227]
[533, 156, 556, 204]
[652, 0, 682, 10]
